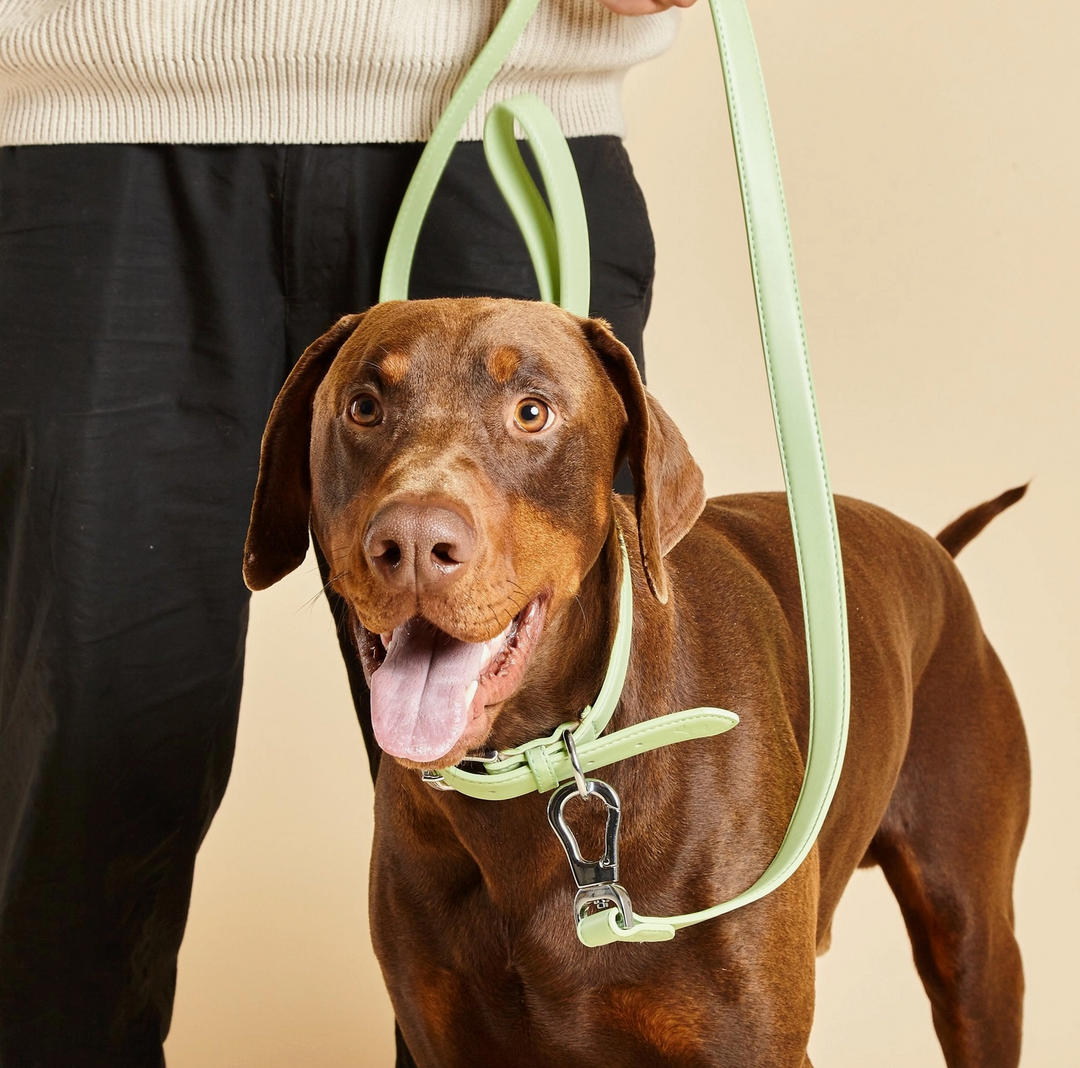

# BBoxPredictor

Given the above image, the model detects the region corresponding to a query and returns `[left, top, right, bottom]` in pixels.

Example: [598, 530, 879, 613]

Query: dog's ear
[243, 313, 364, 591]
[580, 318, 705, 604]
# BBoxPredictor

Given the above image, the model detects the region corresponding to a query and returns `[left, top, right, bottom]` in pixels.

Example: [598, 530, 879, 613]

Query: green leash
[378, 0, 850, 949]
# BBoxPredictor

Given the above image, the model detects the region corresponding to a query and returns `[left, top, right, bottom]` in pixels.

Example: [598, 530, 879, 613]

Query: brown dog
[244, 298, 1029, 1068]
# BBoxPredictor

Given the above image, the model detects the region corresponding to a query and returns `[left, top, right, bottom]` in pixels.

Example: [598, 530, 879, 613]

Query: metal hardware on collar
[422, 749, 502, 791]
[548, 779, 620, 886]
[561, 729, 588, 800]
[460, 749, 502, 765]
[547, 778, 635, 934]
[420, 770, 453, 792]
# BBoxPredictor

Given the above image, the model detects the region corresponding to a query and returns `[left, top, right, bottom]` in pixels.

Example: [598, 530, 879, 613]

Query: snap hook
[547, 776, 636, 932]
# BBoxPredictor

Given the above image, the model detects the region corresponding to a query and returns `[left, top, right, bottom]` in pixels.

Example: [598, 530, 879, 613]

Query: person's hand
[597, 0, 698, 14]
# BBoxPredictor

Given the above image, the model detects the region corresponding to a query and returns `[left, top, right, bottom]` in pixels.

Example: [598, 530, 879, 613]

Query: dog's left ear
[580, 318, 705, 604]
[243, 313, 365, 591]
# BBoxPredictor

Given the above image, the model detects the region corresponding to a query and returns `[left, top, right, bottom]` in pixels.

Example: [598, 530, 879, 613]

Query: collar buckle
[420, 769, 454, 791]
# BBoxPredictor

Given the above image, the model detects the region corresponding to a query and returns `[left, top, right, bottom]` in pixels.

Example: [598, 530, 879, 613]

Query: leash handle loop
[379, 0, 538, 303]
[379, 0, 589, 314]
[483, 96, 591, 315]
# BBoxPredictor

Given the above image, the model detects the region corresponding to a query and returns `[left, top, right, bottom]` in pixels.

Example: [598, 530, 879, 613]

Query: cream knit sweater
[0, 1, 678, 146]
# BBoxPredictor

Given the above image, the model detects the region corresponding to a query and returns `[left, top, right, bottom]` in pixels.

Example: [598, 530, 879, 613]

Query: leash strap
[379, 0, 538, 304]
[482, 95, 591, 315]
[377, 0, 850, 948]
[575, 0, 851, 947]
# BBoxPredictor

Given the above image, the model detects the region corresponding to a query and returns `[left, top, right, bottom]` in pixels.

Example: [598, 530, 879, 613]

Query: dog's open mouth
[355, 597, 547, 766]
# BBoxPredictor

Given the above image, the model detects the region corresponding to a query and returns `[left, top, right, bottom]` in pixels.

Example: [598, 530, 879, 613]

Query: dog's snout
[363, 502, 476, 593]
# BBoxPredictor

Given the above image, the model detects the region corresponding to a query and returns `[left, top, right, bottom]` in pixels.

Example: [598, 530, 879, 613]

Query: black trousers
[0, 140, 654, 1067]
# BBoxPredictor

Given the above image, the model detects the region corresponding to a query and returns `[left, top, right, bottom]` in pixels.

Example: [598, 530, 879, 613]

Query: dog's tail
[936, 484, 1028, 558]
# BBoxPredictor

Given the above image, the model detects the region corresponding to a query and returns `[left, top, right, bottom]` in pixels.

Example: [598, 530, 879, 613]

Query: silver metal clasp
[547, 777, 622, 886]
[420, 769, 454, 791]
[561, 728, 589, 800]
[546, 734, 635, 932]
[420, 748, 503, 791]
[460, 748, 502, 765]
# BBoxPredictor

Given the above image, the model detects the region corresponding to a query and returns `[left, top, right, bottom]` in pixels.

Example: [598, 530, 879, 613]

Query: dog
[243, 298, 1029, 1068]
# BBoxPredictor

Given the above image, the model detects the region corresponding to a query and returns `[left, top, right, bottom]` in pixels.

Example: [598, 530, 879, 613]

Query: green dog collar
[423, 535, 739, 802]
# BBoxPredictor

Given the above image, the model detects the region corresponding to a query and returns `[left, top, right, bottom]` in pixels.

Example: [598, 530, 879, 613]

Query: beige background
[165, 1, 1078, 1064]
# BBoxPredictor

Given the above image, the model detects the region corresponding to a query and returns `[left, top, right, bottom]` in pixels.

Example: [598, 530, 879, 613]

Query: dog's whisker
[292, 568, 356, 616]
[486, 602, 518, 635]
[572, 594, 587, 627]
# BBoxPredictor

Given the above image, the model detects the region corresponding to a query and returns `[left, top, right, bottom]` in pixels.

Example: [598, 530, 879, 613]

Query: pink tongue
[370, 619, 486, 763]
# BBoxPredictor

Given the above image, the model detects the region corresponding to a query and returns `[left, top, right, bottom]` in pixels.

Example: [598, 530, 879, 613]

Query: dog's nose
[363, 502, 476, 593]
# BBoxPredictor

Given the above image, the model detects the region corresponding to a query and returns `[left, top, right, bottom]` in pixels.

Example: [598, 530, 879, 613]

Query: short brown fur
[378, 349, 411, 385]
[486, 344, 522, 383]
[245, 298, 1029, 1068]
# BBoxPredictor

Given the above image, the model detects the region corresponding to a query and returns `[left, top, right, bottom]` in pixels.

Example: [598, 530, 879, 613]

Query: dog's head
[244, 299, 703, 767]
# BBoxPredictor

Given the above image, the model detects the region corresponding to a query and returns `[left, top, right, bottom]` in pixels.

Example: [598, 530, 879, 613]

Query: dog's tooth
[464, 679, 479, 709]
[381, 631, 393, 649]
[479, 644, 492, 670]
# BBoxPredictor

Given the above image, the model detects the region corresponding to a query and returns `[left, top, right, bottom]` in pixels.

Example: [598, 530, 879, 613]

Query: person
[0, 0, 697, 1064]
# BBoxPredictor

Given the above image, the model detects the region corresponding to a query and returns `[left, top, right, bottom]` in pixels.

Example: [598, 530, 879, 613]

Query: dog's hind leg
[870, 627, 1029, 1068]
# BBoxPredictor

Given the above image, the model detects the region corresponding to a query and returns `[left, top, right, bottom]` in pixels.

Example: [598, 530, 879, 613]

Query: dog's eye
[348, 394, 383, 427]
[513, 398, 554, 433]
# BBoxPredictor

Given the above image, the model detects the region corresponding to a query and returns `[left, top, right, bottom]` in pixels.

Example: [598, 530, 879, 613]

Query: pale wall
[166, 1, 1079, 1064]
